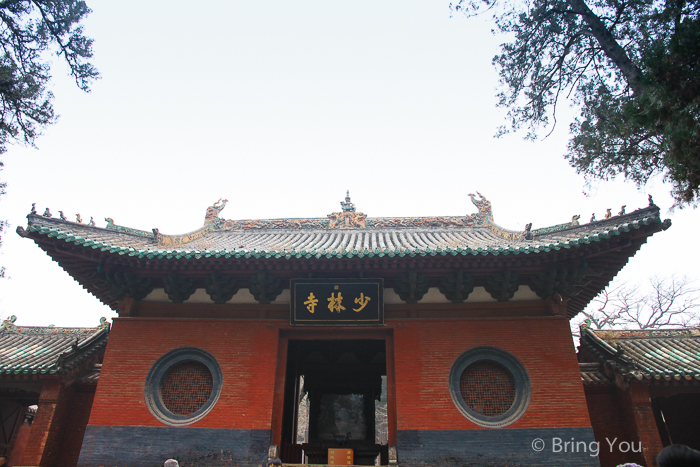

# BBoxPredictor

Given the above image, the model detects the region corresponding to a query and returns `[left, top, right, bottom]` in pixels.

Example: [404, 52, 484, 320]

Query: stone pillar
[625, 382, 664, 467]
[20, 379, 64, 467]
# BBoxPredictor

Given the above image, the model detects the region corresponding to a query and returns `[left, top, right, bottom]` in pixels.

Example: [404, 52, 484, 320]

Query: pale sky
[0, 0, 697, 327]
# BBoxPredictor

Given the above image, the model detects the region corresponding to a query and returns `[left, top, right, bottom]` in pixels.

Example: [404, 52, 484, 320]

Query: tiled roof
[17, 198, 667, 260]
[17, 194, 670, 317]
[580, 325, 700, 383]
[0, 316, 110, 375]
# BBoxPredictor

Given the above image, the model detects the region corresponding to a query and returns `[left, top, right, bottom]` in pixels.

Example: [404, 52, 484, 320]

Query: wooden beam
[271, 333, 289, 447]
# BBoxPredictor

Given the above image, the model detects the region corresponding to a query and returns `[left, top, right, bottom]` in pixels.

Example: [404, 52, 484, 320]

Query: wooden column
[271, 334, 289, 448]
[385, 332, 397, 447]
[20, 379, 64, 467]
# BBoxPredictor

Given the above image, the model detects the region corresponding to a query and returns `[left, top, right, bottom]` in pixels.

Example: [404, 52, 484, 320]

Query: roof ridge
[0, 316, 110, 335]
[592, 327, 700, 337]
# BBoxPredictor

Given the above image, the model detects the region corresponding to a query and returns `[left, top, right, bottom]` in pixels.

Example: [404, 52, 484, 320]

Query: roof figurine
[329, 191, 366, 229]
[467, 192, 493, 224]
[204, 198, 230, 228]
[340, 190, 356, 212]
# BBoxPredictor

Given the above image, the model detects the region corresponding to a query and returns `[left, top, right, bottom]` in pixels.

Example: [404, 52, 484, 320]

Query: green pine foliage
[453, 0, 700, 206]
[0, 0, 98, 155]
[0, 0, 98, 277]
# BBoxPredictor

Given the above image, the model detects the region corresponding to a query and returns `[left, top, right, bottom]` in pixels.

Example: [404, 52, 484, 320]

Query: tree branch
[567, 0, 643, 92]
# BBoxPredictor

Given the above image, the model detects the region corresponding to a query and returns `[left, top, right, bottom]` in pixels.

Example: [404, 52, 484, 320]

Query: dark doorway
[280, 339, 388, 465]
[653, 393, 700, 450]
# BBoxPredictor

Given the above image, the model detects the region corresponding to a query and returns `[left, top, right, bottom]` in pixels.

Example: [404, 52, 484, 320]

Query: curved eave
[20, 214, 668, 319]
[625, 372, 700, 382]
[0, 367, 58, 375]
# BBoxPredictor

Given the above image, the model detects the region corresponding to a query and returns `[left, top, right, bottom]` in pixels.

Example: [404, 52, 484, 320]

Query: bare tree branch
[571, 275, 700, 337]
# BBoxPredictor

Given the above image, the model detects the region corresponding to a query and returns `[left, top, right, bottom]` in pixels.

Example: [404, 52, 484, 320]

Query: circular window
[449, 347, 530, 428]
[145, 347, 222, 426]
[161, 361, 214, 415]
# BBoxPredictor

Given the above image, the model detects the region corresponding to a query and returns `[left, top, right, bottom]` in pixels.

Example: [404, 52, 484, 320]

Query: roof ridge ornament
[329, 191, 366, 229]
[341, 190, 356, 212]
[468, 192, 493, 224]
[204, 198, 229, 227]
[1, 315, 17, 331]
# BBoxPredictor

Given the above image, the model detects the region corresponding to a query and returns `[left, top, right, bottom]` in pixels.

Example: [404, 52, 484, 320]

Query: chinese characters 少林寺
[353, 293, 371, 312]
[304, 293, 318, 313]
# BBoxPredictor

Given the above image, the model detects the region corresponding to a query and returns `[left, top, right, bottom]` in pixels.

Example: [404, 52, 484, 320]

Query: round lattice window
[459, 361, 516, 416]
[145, 347, 222, 426]
[161, 361, 214, 415]
[449, 347, 530, 428]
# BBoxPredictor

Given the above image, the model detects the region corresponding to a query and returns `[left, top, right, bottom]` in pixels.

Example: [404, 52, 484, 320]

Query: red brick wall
[15, 381, 97, 467]
[89, 316, 590, 435]
[8, 417, 32, 466]
[585, 387, 633, 467]
[21, 378, 62, 466]
[625, 383, 664, 467]
[88, 318, 279, 429]
[52, 386, 96, 467]
[392, 316, 591, 430]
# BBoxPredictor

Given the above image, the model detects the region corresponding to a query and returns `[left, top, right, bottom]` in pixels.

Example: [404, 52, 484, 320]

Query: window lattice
[161, 361, 213, 416]
[459, 361, 516, 416]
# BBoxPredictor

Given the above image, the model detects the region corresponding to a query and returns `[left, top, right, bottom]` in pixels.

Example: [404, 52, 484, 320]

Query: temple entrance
[280, 339, 389, 465]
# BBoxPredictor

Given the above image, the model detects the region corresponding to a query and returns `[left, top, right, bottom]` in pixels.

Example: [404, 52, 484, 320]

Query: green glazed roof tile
[21, 205, 666, 261]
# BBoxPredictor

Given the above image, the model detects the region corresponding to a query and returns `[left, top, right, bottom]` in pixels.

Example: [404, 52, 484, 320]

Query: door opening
[280, 339, 389, 465]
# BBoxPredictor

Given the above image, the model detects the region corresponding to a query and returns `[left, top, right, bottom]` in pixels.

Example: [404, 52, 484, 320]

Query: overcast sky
[0, 0, 697, 327]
